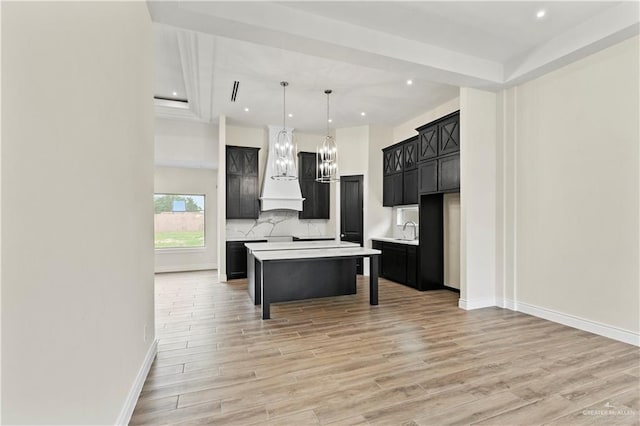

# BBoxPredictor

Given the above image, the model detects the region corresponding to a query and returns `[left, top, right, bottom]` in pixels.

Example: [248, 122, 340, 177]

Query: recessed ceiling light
[361, 112, 366, 116]
[288, 113, 293, 118]
[328, 118, 333, 123]
[244, 107, 249, 112]
[406, 79, 413, 85]
[172, 91, 177, 96]
[536, 9, 546, 19]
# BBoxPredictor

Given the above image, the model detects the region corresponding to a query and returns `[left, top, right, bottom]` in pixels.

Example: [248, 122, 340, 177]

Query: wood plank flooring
[131, 271, 639, 425]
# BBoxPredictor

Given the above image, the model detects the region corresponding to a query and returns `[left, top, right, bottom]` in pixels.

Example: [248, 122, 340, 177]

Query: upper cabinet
[383, 145, 403, 175]
[382, 136, 418, 206]
[298, 152, 330, 219]
[383, 111, 460, 205]
[416, 111, 460, 157]
[418, 123, 438, 161]
[226, 146, 260, 219]
[403, 138, 418, 170]
[438, 113, 460, 155]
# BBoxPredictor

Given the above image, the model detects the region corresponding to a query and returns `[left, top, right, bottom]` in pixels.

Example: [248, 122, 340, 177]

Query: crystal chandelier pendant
[271, 81, 297, 180]
[316, 89, 339, 183]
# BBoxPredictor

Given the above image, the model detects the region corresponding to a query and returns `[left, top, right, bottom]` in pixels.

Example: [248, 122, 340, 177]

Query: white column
[459, 87, 498, 309]
[217, 115, 227, 281]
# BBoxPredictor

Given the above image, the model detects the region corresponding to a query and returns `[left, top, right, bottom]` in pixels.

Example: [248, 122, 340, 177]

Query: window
[396, 206, 419, 226]
[154, 194, 205, 248]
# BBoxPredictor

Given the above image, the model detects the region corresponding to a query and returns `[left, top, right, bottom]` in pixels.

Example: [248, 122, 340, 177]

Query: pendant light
[272, 81, 297, 180]
[316, 89, 339, 183]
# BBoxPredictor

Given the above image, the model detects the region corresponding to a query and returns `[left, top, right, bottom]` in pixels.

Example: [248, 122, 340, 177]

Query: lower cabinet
[406, 246, 418, 287]
[373, 240, 421, 290]
[226, 240, 267, 279]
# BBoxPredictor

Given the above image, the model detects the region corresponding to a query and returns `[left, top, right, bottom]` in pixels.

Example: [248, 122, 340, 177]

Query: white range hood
[260, 125, 305, 211]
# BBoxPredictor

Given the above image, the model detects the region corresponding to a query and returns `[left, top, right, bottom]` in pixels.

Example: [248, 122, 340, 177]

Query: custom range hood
[260, 125, 305, 211]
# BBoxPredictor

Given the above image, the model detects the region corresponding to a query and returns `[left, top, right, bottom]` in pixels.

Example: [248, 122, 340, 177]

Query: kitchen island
[251, 246, 381, 319]
[245, 240, 360, 304]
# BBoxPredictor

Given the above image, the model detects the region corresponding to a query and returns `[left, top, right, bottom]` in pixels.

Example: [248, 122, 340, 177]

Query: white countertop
[245, 240, 359, 252]
[253, 247, 381, 261]
[226, 237, 269, 242]
[371, 237, 419, 246]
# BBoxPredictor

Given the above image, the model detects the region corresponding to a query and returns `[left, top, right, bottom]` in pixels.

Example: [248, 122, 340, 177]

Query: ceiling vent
[231, 81, 239, 102]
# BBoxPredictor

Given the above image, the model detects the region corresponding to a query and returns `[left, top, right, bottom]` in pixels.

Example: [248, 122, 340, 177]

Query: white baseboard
[154, 263, 216, 273]
[458, 297, 496, 310]
[512, 300, 639, 347]
[116, 339, 158, 425]
[219, 272, 228, 282]
[495, 298, 516, 310]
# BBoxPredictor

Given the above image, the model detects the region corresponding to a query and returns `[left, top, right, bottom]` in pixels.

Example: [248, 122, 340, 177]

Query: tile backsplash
[226, 210, 331, 238]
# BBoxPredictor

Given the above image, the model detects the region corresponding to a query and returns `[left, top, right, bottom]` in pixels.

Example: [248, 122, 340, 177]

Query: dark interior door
[340, 175, 364, 274]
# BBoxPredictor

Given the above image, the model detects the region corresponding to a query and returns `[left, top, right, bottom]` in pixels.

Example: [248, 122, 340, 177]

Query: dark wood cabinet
[382, 136, 419, 206]
[438, 114, 460, 155]
[418, 124, 438, 161]
[403, 138, 418, 169]
[384, 243, 407, 285]
[403, 168, 418, 205]
[383, 145, 403, 175]
[419, 194, 445, 290]
[406, 246, 418, 288]
[438, 153, 460, 192]
[299, 151, 316, 180]
[383, 173, 403, 207]
[418, 160, 438, 194]
[298, 152, 330, 219]
[372, 240, 384, 277]
[374, 240, 421, 290]
[415, 110, 461, 196]
[226, 146, 260, 219]
[226, 239, 267, 279]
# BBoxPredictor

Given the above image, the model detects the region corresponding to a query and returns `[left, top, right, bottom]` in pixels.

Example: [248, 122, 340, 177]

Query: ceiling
[148, 1, 639, 132]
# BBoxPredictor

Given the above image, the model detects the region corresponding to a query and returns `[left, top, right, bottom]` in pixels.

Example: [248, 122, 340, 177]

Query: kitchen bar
[251, 246, 381, 319]
[245, 240, 360, 304]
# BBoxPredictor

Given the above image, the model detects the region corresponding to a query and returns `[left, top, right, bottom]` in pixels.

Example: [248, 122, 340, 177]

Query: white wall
[368, 126, 394, 245]
[459, 88, 497, 309]
[154, 167, 218, 272]
[393, 97, 460, 142]
[155, 117, 218, 169]
[497, 35, 639, 344]
[153, 118, 218, 273]
[1, 2, 155, 424]
[336, 126, 370, 272]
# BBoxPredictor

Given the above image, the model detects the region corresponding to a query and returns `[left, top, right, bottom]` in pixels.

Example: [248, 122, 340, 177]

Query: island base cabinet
[261, 258, 356, 318]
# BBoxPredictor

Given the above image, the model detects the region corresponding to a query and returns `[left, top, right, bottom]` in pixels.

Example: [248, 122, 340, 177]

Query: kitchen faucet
[402, 220, 418, 240]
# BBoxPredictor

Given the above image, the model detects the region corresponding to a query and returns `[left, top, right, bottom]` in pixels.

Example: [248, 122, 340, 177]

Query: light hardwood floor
[131, 271, 639, 425]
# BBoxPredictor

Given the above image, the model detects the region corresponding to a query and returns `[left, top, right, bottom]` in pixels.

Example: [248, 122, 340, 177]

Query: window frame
[154, 193, 206, 250]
